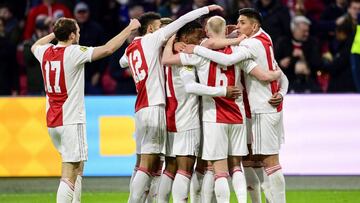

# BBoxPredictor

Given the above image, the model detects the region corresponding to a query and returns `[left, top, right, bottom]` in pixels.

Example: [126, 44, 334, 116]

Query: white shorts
[135, 105, 166, 154]
[202, 122, 248, 161]
[251, 112, 284, 155]
[165, 131, 175, 157]
[171, 128, 200, 156]
[48, 123, 88, 162]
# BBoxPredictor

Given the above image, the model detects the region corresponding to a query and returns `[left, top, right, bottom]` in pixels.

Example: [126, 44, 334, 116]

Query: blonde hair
[206, 16, 226, 35]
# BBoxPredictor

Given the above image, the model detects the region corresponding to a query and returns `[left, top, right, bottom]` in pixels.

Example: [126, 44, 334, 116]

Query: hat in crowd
[74, 2, 89, 13]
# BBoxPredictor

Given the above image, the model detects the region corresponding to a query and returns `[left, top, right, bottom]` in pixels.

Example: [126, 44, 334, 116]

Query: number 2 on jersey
[44, 61, 61, 93]
[129, 49, 146, 83]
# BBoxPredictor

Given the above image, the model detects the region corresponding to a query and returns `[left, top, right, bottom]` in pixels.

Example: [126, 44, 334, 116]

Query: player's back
[193, 46, 245, 124]
[125, 34, 166, 112]
[34, 44, 93, 127]
[164, 64, 200, 132]
[241, 29, 282, 113]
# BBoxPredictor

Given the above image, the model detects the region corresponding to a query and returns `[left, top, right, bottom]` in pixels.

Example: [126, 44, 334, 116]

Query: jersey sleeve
[238, 59, 258, 74]
[193, 44, 254, 66]
[70, 45, 94, 66]
[119, 52, 129, 68]
[180, 66, 226, 97]
[179, 53, 205, 66]
[278, 71, 289, 96]
[33, 44, 52, 62]
[148, 7, 209, 47]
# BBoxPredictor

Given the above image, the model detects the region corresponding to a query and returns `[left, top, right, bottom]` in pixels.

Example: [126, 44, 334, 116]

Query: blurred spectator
[23, 16, 51, 95]
[351, 13, 360, 92]
[275, 16, 323, 92]
[0, 18, 19, 95]
[109, 31, 137, 94]
[289, 60, 322, 93]
[318, 0, 348, 54]
[325, 21, 356, 92]
[255, 0, 292, 43]
[228, 0, 253, 24]
[74, 2, 106, 94]
[0, 4, 21, 44]
[23, 0, 72, 40]
[344, 0, 360, 35]
[98, 0, 125, 40]
[158, 0, 190, 19]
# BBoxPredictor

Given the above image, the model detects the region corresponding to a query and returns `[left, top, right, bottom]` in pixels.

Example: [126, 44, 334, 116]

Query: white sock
[230, 167, 247, 203]
[72, 175, 82, 203]
[190, 170, 204, 203]
[201, 169, 215, 203]
[244, 167, 261, 203]
[172, 170, 192, 203]
[128, 168, 152, 203]
[146, 174, 160, 203]
[157, 170, 174, 203]
[57, 178, 74, 203]
[266, 166, 286, 203]
[254, 167, 272, 202]
[214, 174, 230, 203]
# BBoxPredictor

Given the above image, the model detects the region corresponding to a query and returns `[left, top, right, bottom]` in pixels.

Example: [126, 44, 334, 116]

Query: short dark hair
[238, 8, 263, 25]
[138, 12, 161, 36]
[177, 21, 203, 39]
[53, 18, 77, 41]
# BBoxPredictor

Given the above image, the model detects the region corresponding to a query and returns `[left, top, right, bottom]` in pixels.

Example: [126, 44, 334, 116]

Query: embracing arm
[161, 35, 182, 65]
[160, 5, 222, 40]
[189, 45, 253, 66]
[278, 71, 289, 96]
[201, 35, 247, 50]
[249, 66, 282, 82]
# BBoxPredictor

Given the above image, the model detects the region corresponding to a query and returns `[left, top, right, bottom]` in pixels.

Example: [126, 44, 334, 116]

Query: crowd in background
[0, 0, 359, 95]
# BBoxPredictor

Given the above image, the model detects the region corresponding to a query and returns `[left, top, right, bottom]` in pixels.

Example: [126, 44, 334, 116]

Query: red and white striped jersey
[119, 6, 210, 112]
[34, 44, 94, 127]
[180, 47, 250, 124]
[120, 36, 166, 112]
[238, 28, 283, 113]
[164, 65, 200, 132]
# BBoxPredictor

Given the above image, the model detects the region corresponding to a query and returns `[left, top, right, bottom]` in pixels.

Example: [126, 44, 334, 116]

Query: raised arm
[161, 35, 182, 65]
[92, 19, 140, 61]
[159, 5, 222, 41]
[201, 34, 247, 50]
[31, 33, 55, 53]
[184, 44, 253, 66]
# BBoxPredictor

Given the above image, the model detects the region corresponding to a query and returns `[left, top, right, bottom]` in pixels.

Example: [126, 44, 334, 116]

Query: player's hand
[226, 86, 242, 99]
[183, 44, 196, 54]
[208, 5, 224, 12]
[174, 42, 186, 53]
[268, 92, 283, 107]
[128, 19, 141, 31]
[226, 25, 237, 35]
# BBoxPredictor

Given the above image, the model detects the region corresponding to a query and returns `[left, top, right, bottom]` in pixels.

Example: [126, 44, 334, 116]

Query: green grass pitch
[1, 190, 359, 203]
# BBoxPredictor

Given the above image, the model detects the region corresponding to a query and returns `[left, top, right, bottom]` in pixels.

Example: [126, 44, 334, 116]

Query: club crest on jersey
[184, 65, 193, 71]
[79, 46, 88, 52]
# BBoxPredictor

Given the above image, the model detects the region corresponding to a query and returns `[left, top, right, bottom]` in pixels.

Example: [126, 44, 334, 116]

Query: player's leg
[202, 122, 230, 203]
[172, 156, 196, 202]
[72, 161, 84, 203]
[146, 157, 163, 202]
[129, 106, 167, 203]
[190, 157, 205, 203]
[228, 123, 248, 202]
[252, 112, 286, 203]
[58, 162, 80, 203]
[157, 156, 177, 203]
[201, 162, 215, 203]
[243, 157, 262, 203]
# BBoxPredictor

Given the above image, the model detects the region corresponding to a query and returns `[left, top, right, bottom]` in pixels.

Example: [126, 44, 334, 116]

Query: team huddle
[31, 4, 288, 203]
